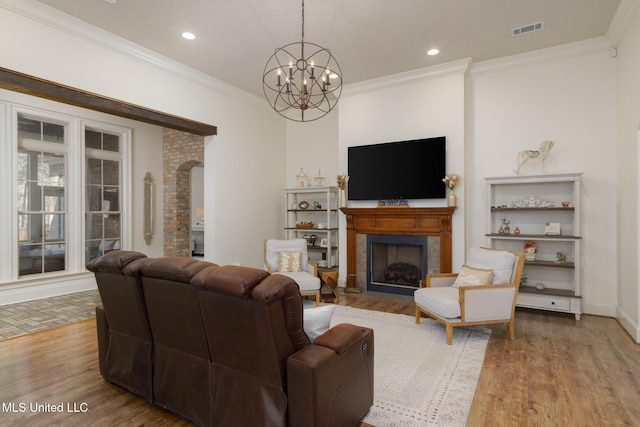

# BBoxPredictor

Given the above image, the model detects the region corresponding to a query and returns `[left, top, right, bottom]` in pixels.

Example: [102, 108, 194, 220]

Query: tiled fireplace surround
[341, 207, 455, 293]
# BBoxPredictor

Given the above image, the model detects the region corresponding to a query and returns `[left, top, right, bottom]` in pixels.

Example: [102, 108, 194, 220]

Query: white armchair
[264, 239, 321, 305]
[414, 247, 525, 345]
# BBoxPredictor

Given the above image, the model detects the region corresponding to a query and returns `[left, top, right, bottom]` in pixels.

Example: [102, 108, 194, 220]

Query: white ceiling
[37, 0, 621, 97]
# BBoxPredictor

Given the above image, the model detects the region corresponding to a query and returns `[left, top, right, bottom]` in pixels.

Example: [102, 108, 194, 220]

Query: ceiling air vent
[512, 21, 544, 36]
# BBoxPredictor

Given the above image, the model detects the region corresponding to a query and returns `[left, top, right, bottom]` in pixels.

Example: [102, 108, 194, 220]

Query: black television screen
[347, 137, 446, 201]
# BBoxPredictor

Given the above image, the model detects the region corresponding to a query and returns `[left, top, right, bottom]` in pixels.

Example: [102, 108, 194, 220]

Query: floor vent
[512, 21, 544, 36]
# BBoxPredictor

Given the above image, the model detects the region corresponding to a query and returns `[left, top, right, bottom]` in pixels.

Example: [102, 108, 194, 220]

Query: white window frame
[0, 101, 132, 285]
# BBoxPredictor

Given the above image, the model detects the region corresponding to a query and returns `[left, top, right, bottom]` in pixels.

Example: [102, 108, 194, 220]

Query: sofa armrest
[287, 323, 374, 427]
[423, 273, 458, 288]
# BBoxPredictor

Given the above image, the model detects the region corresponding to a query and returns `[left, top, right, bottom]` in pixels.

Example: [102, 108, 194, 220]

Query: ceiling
[37, 0, 620, 98]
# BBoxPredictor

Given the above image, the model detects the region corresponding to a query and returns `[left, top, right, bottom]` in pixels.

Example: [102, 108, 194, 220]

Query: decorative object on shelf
[308, 234, 317, 245]
[298, 200, 309, 210]
[545, 222, 561, 236]
[524, 241, 537, 261]
[498, 226, 505, 234]
[316, 222, 325, 229]
[511, 195, 555, 208]
[262, 0, 343, 122]
[520, 273, 528, 285]
[535, 283, 546, 291]
[296, 168, 310, 188]
[514, 140, 554, 174]
[442, 174, 459, 207]
[337, 173, 349, 208]
[561, 200, 571, 207]
[555, 252, 567, 263]
[296, 221, 314, 229]
[313, 201, 322, 210]
[501, 218, 511, 234]
[320, 238, 329, 247]
[313, 170, 326, 186]
[514, 227, 521, 235]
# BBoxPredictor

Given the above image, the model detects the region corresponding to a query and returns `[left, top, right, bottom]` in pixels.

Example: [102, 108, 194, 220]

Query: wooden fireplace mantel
[341, 207, 455, 288]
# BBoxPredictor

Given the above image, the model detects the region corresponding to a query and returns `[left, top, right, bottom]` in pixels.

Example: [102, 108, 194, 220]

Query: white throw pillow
[303, 304, 335, 342]
[452, 265, 494, 288]
[278, 251, 302, 272]
[466, 247, 516, 284]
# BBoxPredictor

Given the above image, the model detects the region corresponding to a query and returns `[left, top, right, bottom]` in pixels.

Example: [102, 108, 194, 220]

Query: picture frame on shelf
[545, 222, 561, 235]
[319, 238, 329, 247]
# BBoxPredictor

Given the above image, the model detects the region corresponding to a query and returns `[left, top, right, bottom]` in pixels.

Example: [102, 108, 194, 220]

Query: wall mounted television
[347, 136, 446, 201]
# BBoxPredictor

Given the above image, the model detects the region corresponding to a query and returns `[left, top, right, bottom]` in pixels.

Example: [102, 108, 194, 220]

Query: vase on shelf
[447, 188, 457, 207]
[339, 188, 347, 208]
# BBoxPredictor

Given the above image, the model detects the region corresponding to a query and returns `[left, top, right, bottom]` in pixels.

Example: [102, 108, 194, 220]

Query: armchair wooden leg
[415, 306, 422, 324]
[315, 291, 320, 306]
[446, 324, 453, 345]
[507, 320, 515, 340]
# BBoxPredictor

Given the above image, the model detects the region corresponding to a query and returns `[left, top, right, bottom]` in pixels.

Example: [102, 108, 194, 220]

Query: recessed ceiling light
[104, 0, 117, 3]
[182, 32, 196, 40]
[427, 48, 440, 56]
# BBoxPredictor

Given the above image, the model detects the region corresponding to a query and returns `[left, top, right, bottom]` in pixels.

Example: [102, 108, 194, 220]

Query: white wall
[336, 61, 470, 283]
[468, 39, 618, 316]
[615, 5, 640, 340]
[0, 1, 287, 299]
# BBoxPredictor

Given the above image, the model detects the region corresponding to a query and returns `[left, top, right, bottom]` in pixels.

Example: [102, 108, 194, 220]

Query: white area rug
[331, 306, 490, 427]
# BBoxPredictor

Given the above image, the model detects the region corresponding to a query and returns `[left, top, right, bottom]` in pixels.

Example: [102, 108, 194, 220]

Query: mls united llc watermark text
[2, 401, 88, 413]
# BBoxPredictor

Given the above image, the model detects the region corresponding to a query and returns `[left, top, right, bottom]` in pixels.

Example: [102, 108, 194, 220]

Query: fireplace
[341, 207, 455, 294]
[367, 235, 428, 295]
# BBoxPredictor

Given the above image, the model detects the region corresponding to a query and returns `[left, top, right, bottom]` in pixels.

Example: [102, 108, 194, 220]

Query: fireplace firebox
[367, 234, 428, 295]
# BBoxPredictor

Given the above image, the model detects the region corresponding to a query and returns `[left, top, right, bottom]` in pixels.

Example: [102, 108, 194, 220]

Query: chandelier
[262, 0, 343, 122]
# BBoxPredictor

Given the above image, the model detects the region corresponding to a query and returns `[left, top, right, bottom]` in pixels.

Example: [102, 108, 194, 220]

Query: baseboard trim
[616, 306, 640, 343]
[0, 273, 97, 306]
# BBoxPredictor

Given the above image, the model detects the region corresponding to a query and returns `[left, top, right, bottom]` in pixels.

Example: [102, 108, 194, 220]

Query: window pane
[85, 129, 102, 149]
[103, 160, 119, 186]
[18, 116, 41, 140]
[44, 214, 65, 241]
[43, 122, 65, 144]
[19, 213, 43, 243]
[19, 243, 43, 276]
[103, 133, 120, 152]
[86, 241, 101, 263]
[19, 182, 42, 212]
[43, 244, 65, 272]
[87, 158, 102, 185]
[104, 214, 120, 238]
[39, 153, 65, 187]
[44, 187, 65, 212]
[86, 213, 103, 240]
[103, 187, 119, 211]
[86, 186, 102, 211]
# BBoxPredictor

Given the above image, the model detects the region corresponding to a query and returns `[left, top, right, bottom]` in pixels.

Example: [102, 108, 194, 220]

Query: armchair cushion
[452, 265, 493, 288]
[278, 251, 303, 272]
[275, 271, 320, 292]
[414, 286, 460, 319]
[466, 247, 517, 284]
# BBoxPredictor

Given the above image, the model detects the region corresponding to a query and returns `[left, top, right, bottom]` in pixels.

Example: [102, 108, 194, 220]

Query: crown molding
[470, 37, 613, 77]
[343, 58, 473, 97]
[607, 0, 640, 46]
[0, 0, 267, 110]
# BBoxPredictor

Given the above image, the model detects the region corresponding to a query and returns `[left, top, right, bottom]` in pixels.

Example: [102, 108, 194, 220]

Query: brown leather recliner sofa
[87, 250, 374, 426]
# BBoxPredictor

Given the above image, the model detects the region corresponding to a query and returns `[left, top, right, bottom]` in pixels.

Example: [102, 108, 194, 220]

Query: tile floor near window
[0, 290, 101, 340]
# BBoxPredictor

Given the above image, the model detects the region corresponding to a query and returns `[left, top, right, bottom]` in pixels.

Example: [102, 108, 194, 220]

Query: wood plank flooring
[0, 292, 638, 426]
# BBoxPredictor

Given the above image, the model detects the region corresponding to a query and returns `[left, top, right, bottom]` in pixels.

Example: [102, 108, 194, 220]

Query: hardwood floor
[0, 292, 638, 426]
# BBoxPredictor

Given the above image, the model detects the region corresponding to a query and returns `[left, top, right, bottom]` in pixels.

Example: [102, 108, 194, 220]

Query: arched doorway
[162, 129, 205, 256]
